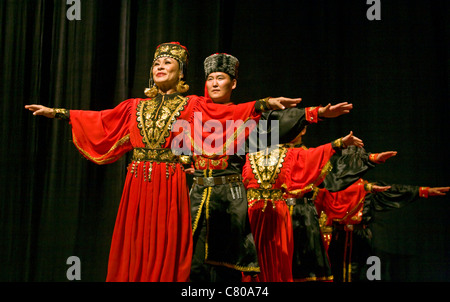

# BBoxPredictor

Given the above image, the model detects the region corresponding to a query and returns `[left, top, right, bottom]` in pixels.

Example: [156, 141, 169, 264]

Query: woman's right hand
[25, 105, 55, 118]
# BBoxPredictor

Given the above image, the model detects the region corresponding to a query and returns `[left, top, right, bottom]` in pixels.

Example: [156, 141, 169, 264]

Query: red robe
[315, 178, 369, 228]
[69, 93, 261, 281]
[315, 179, 426, 282]
[242, 143, 336, 282]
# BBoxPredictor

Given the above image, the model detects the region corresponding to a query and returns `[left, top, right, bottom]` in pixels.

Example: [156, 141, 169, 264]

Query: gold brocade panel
[248, 146, 288, 190]
[136, 95, 188, 149]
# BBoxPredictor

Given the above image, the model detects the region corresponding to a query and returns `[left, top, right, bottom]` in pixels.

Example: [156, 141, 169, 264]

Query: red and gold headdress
[145, 42, 190, 97]
[153, 42, 189, 67]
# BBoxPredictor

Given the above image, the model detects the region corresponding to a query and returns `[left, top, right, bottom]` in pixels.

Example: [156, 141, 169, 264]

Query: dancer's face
[206, 72, 237, 104]
[152, 57, 182, 92]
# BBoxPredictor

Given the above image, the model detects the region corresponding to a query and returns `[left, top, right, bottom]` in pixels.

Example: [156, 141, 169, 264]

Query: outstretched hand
[429, 187, 450, 196]
[372, 185, 391, 192]
[25, 104, 55, 118]
[342, 131, 364, 148]
[318, 102, 353, 118]
[268, 97, 302, 110]
[371, 151, 398, 163]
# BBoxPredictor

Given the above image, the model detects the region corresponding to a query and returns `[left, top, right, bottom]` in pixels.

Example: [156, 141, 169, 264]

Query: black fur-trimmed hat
[204, 53, 239, 79]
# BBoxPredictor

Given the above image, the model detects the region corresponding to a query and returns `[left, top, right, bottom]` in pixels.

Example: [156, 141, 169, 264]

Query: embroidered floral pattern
[248, 146, 288, 190]
[136, 94, 188, 148]
[193, 154, 229, 170]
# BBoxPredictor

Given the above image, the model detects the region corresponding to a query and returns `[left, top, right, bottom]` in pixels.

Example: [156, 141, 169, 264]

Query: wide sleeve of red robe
[69, 99, 134, 164]
[283, 143, 336, 197]
[314, 178, 369, 226]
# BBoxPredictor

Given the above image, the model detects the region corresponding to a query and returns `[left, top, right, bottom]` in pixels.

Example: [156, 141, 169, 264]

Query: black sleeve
[323, 146, 376, 192]
[246, 107, 309, 153]
[367, 181, 420, 211]
[262, 107, 309, 144]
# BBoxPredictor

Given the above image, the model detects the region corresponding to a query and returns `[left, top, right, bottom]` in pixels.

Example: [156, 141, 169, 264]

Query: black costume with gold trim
[190, 107, 315, 281]
[291, 146, 377, 281]
[326, 182, 421, 282]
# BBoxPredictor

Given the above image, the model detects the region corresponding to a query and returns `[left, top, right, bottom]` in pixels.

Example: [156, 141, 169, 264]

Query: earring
[144, 85, 158, 98]
[176, 80, 189, 94]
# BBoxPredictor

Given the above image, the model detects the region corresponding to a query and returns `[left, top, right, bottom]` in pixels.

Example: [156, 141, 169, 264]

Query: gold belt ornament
[247, 189, 284, 203]
[131, 147, 181, 163]
[247, 188, 286, 212]
[129, 148, 186, 181]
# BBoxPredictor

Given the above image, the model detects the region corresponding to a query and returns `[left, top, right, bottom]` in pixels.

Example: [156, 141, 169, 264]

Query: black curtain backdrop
[1, 0, 449, 282]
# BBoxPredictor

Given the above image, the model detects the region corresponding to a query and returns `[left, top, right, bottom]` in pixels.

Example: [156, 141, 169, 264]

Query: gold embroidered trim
[247, 188, 284, 212]
[72, 134, 130, 165]
[204, 169, 213, 262]
[247, 189, 284, 204]
[319, 211, 333, 234]
[286, 161, 333, 196]
[136, 95, 188, 149]
[248, 146, 287, 190]
[192, 169, 211, 234]
[131, 147, 180, 163]
[257, 97, 271, 111]
[53, 108, 69, 120]
[205, 259, 260, 273]
[154, 43, 188, 64]
[294, 275, 334, 282]
[332, 138, 344, 149]
[193, 154, 229, 170]
[364, 181, 375, 192]
[192, 186, 210, 235]
[285, 183, 313, 197]
[333, 194, 366, 224]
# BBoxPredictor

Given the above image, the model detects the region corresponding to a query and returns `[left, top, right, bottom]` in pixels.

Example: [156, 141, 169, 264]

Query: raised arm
[420, 186, 450, 197]
[318, 102, 353, 119]
[265, 97, 302, 110]
[26, 101, 134, 165]
[366, 182, 448, 212]
[25, 104, 69, 120]
[369, 151, 398, 163]
[339, 131, 364, 148]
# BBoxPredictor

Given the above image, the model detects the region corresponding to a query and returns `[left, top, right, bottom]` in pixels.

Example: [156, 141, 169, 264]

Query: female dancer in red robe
[25, 42, 300, 282]
[242, 129, 364, 282]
